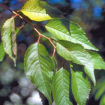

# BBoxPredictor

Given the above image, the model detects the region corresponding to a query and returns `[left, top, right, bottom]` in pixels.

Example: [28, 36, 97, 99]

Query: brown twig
[37, 34, 43, 43]
[0, 3, 56, 56]
[36, 32, 56, 57]
[18, 24, 25, 30]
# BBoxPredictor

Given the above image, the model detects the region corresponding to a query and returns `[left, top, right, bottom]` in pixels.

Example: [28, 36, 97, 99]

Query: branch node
[0, 3, 56, 56]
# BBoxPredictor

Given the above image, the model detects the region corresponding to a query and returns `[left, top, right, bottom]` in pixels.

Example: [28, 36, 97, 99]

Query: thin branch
[36, 32, 56, 57]
[18, 24, 25, 30]
[0, 3, 56, 56]
[37, 34, 43, 43]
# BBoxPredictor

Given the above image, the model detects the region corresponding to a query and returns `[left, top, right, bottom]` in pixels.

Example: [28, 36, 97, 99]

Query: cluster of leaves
[0, 0, 105, 105]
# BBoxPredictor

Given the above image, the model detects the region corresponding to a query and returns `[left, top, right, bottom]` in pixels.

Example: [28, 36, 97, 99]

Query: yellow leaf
[21, 0, 52, 21]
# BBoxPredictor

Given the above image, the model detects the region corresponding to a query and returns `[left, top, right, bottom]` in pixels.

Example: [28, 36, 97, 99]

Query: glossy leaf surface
[21, 0, 52, 21]
[71, 68, 91, 105]
[52, 68, 73, 105]
[45, 19, 98, 51]
[56, 41, 96, 84]
[24, 43, 54, 104]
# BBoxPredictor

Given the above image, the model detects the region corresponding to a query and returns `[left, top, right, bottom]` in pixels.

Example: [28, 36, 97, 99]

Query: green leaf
[45, 19, 98, 51]
[24, 43, 54, 104]
[100, 95, 105, 105]
[1, 17, 17, 65]
[52, 68, 73, 105]
[56, 41, 96, 85]
[71, 68, 91, 105]
[21, 0, 52, 21]
[0, 42, 5, 62]
[89, 51, 105, 70]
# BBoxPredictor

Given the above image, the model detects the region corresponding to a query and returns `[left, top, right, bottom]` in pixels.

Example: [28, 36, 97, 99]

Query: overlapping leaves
[1, 4, 105, 105]
[45, 19, 98, 51]
[45, 18, 105, 84]
[23, 18, 105, 105]
[56, 41, 96, 84]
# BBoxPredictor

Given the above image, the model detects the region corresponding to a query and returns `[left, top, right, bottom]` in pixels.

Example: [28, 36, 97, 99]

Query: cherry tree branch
[0, 3, 56, 56]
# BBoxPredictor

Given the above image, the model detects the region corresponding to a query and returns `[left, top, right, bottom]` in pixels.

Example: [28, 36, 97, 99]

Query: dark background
[0, 0, 105, 105]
